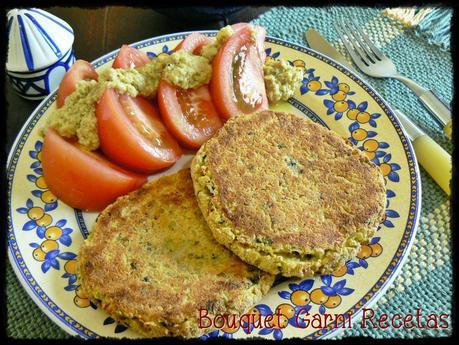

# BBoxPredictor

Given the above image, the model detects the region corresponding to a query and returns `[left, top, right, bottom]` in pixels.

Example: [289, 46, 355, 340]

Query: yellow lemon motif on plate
[36, 214, 52, 227]
[27, 207, 44, 220]
[290, 290, 311, 306]
[351, 128, 368, 141]
[363, 139, 379, 152]
[45, 226, 63, 240]
[64, 259, 78, 275]
[333, 101, 348, 113]
[332, 265, 347, 277]
[40, 240, 59, 253]
[356, 111, 371, 124]
[370, 243, 383, 257]
[338, 83, 350, 93]
[292, 59, 305, 69]
[347, 108, 359, 120]
[75, 285, 88, 299]
[35, 176, 48, 189]
[332, 91, 346, 101]
[310, 288, 328, 305]
[221, 323, 240, 334]
[324, 295, 341, 308]
[308, 80, 322, 92]
[41, 190, 57, 204]
[74, 296, 90, 308]
[379, 163, 392, 176]
[32, 248, 46, 261]
[276, 303, 296, 319]
[357, 244, 372, 259]
[268, 314, 289, 329]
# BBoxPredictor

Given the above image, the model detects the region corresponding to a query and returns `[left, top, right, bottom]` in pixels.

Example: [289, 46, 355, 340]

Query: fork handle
[395, 75, 451, 138]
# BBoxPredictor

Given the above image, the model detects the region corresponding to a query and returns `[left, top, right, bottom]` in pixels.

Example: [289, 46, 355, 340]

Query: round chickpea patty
[77, 169, 274, 338]
[191, 111, 386, 277]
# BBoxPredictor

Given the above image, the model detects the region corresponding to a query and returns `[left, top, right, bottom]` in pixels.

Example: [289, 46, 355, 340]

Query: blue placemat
[252, 5, 452, 338]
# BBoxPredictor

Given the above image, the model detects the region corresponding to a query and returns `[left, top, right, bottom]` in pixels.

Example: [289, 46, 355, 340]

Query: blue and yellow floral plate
[7, 31, 421, 339]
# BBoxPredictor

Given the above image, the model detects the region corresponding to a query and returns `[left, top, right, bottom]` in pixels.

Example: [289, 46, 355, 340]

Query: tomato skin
[97, 88, 182, 173]
[175, 32, 213, 54]
[231, 23, 266, 62]
[41, 129, 147, 212]
[112, 44, 151, 69]
[56, 60, 98, 108]
[157, 80, 222, 149]
[210, 26, 269, 120]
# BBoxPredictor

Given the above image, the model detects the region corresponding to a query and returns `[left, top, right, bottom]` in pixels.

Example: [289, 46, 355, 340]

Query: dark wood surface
[6, 6, 270, 151]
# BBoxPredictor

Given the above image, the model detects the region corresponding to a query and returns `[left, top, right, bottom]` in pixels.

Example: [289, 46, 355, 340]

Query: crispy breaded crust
[77, 169, 274, 338]
[191, 111, 386, 277]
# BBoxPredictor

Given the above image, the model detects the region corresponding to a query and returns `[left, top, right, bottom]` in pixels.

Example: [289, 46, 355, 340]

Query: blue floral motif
[323, 76, 355, 97]
[29, 140, 42, 162]
[29, 242, 76, 273]
[300, 69, 329, 95]
[384, 209, 400, 228]
[147, 44, 172, 58]
[265, 47, 281, 59]
[347, 122, 377, 145]
[340, 260, 361, 275]
[103, 317, 128, 334]
[380, 153, 401, 182]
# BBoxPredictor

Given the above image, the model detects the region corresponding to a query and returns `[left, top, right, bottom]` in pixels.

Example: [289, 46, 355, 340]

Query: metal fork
[335, 20, 451, 134]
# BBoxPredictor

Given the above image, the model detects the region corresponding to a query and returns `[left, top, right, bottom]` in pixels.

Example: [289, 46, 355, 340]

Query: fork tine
[334, 22, 366, 66]
[352, 23, 385, 60]
[335, 21, 371, 67]
[342, 21, 377, 63]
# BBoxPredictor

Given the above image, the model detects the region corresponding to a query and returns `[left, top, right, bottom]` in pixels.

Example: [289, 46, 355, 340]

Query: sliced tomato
[96, 88, 182, 173]
[210, 25, 269, 120]
[41, 129, 147, 212]
[157, 80, 222, 149]
[56, 60, 98, 108]
[112, 44, 151, 69]
[232, 23, 266, 62]
[175, 32, 213, 54]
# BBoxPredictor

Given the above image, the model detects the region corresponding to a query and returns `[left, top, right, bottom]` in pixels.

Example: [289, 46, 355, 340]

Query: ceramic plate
[7, 31, 421, 339]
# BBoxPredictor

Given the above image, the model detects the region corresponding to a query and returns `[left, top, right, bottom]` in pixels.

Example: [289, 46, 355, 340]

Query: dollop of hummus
[45, 79, 104, 150]
[200, 25, 234, 62]
[263, 58, 303, 104]
[44, 26, 304, 151]
[44, 51, 211, 150]
[162, 50, 212, 89]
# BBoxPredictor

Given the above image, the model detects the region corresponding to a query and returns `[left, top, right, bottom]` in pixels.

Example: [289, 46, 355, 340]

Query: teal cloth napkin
[252, 5, 452, 338]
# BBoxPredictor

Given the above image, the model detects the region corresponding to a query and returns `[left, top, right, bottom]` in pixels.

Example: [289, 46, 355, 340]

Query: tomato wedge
[42, 129, 147, 212]
[232, 23, 266, 62]
[56, 60, 98, 108]
[112, 44, 151, 69]
[97, 88, 182, 173]
[175, 32, 213, 54]
[157, 80, 222, 149]
[210, 25, 269, 120]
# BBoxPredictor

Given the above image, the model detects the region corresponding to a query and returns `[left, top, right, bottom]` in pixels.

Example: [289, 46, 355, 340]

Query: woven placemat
[252, 6, 452, 338]
[7, 6, 452, 339]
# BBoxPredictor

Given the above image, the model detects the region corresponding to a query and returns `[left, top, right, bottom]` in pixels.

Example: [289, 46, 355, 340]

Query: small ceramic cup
[6, 8, 76, 100]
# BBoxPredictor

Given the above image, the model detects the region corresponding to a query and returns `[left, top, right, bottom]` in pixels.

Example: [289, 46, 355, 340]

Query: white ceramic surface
[7, 8, 74, 72]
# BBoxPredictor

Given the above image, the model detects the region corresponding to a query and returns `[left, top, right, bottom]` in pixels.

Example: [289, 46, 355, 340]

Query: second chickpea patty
[191, 111, 386, 277]
[77, 169, 274, 338]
